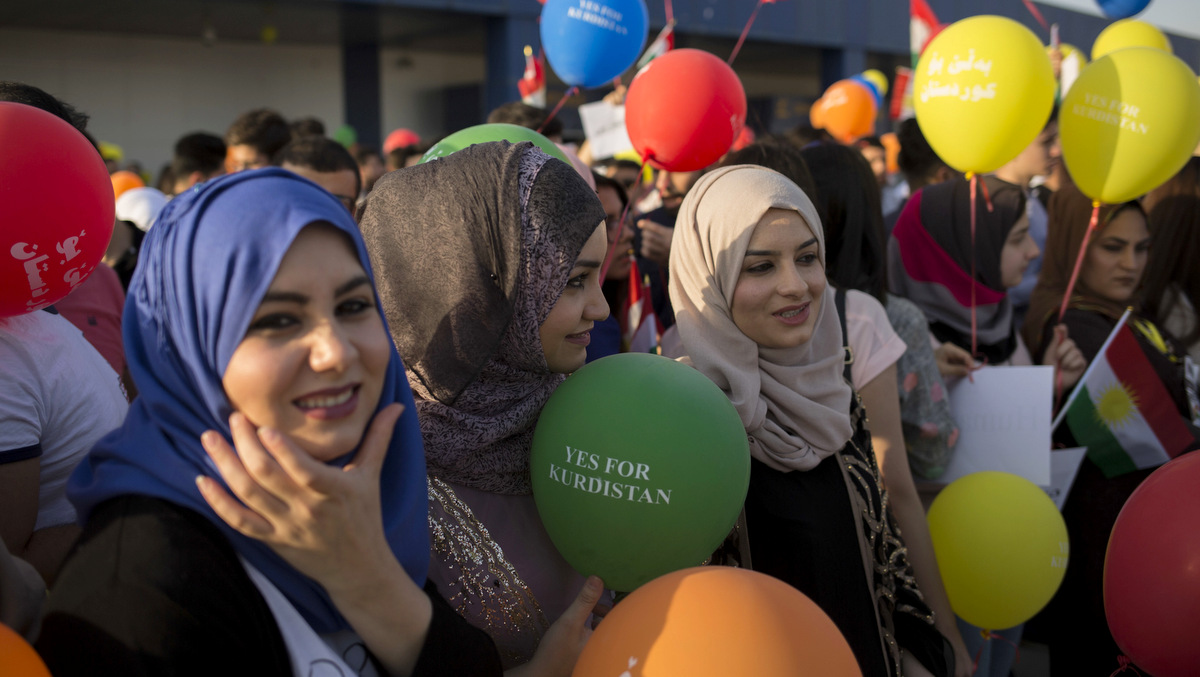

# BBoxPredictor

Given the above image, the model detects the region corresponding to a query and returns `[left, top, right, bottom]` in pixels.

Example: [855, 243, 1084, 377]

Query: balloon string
[537, 86, 578, 135]
[969, 172, 979, 360]
[1109, 655, 1144, 677]
[972, 629, 1022, 672]
[664, 0, 673, 24]
[728, 0, 765, 65]
[599, 152, 651, 284]
[1053, 202, 1100, 409]
[1022, 0, 1050, 33]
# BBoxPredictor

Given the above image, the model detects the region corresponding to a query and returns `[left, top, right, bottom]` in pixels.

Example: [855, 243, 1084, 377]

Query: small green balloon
[332, 124, 357, 148]
[420, 123, 570, 165]
[530, 353, 750, 592]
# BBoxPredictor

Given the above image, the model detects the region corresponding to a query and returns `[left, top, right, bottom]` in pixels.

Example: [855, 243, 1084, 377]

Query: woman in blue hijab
[36, 169, 502, 676]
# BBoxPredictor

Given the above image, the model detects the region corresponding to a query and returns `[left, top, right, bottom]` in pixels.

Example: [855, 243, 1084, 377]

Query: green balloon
[420, 123, 570, 165]
[530, 353, 750, 592]
[332, 123, 357, 148]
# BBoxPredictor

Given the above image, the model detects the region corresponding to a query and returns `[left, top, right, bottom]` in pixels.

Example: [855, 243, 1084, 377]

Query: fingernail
[195, 476, 209, 492]
[258, 426, 278, 443]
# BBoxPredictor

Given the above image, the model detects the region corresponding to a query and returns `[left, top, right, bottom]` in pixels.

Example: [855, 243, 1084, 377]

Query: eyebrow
[745, 238, 818, 256]
[260, 275, 371, 304]
[573, 259, 602, 270]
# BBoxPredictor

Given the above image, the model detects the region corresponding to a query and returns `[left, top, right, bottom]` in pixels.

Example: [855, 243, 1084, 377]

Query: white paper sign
[1045, 447, 1087, 511]
[578, 101, 634, 161]
[927, 365, 1054, 487]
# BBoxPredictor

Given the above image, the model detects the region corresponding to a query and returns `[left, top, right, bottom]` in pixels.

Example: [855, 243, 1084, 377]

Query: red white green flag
[1053, 309, 1195, 478]
[623, 257, 662, 354]
[910, 0, 943, 67]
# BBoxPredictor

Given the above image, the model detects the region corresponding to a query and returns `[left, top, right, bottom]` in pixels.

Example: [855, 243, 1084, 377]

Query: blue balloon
[1096, 0, 1151, 19]
[850, 75, 883, 110]
[540, 0, 649, 89]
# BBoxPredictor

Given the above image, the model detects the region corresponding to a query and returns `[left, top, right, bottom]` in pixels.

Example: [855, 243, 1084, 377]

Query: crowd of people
[1, 69, 1199, 677]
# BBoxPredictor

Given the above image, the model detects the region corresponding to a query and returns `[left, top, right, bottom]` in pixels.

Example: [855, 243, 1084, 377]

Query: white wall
[379, 46, 485, 142]
[0, 28, 345, 175]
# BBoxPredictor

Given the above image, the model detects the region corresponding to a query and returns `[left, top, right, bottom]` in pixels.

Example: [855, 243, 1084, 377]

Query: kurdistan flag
[1054, 309, 1195, 478]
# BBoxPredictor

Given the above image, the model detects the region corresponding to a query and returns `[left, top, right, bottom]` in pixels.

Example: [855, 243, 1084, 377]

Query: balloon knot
[1092, 200, 1101, 208]
[965, 171, 975, 180]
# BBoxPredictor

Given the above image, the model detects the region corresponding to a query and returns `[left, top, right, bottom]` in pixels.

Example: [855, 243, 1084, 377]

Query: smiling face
[731, 209, 826, 349]
[999, 212, 1040, 289]
[1081, 207, 1150, 305]
[538, 223, 611, 373]
[222, 224, 390, 462]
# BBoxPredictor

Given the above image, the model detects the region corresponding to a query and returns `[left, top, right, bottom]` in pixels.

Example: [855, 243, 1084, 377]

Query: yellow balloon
[927, 472, 1068, 630]
[1092, 19, 1172, 60]
[1061, 47, 1200, 204]
[914, 15, 1056, 174]
[862, 68, 889, 96]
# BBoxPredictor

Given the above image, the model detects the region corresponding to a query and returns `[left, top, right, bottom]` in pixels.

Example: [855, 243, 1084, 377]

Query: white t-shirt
[0, 310, 128, 530]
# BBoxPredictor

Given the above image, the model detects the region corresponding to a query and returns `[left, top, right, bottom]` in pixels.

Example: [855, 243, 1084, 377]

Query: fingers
[196, 474, 274, 537]
[346, 403, 404, 476]
[563, 576, 605, 627]
[201, 423, 289, 519]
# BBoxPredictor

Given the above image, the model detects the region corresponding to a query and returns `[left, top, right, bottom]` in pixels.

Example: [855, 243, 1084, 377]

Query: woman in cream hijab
[669, 165, 948, 677]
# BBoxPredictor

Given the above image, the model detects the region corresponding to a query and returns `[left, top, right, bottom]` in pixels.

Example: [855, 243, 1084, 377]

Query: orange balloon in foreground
[573, 567, 861, 677]
[0, 622, 51, 677]
[810, 80, 876, 144]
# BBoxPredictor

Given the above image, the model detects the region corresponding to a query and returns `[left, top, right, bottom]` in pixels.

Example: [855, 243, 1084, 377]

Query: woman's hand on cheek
[196, 404, 405, 594]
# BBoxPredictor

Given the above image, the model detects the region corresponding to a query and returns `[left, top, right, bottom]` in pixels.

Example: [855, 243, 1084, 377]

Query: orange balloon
[110, 170, 145, 200]
[809, 80, 877, 144]
[0, 623, 51, 677]
[881, 132, 901, 175]
[573, 567, 861, 676]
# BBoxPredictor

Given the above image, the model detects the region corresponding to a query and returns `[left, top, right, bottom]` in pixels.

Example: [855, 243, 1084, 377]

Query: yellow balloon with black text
[1060, 47, 1200, 204]
[1091, 19, 1172, 60]
[914, 15, 1056, 174]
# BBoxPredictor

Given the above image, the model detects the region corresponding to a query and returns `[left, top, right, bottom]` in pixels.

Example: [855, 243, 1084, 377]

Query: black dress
[37, 495, 503, 676]
[743, 396, 950, 677]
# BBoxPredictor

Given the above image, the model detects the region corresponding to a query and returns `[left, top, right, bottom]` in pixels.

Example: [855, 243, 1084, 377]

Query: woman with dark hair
[889, 174, 1085, 677]
[800, 143, 971, 676]
[1141, 156, 1200, 363]
[1023, 175, 1199, 674]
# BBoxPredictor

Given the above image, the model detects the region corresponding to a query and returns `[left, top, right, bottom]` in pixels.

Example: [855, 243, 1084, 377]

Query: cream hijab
[668, 165, 853, 472]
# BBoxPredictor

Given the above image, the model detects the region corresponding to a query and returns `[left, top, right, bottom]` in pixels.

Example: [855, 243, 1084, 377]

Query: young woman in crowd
[1141, 156, 1200, 364]
[36, 169, 510, 675]
[358, 142, 610, 669]
[669, 164, 949, 677]
[888, 174, 1086, 676]
[798, 142, 971, 676]
[1022, 176, 1200, 674]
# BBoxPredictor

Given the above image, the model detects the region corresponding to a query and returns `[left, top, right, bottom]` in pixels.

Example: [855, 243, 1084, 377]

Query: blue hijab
[69, 168, 430, 634]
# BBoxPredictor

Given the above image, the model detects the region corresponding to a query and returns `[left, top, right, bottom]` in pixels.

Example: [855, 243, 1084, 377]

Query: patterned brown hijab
[359, 141, 605, 494]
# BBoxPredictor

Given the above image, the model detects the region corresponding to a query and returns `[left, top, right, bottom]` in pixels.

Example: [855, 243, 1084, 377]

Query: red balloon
[625, 49, 747, 171]
[0, 103, 114, 318]
[1104, 453, 1200, 676]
